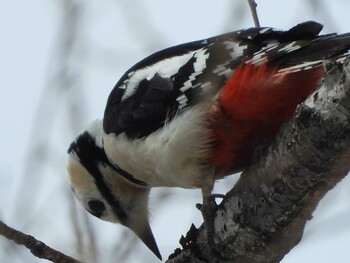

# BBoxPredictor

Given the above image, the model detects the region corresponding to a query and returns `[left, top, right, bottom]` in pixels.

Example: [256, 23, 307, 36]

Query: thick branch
[0, 220, 81, 263]
[167, 60, 350, 263]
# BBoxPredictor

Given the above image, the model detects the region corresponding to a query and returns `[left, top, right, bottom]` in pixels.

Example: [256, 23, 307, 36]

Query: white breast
[103, 105, 213, 188]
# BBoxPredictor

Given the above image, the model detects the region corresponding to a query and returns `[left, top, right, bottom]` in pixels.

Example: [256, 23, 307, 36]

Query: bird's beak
[126, 221, 162, 260]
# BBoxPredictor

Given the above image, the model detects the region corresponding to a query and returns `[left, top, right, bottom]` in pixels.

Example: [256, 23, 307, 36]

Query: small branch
[247, 0, 260, 27]
[0, 220, 82, 263]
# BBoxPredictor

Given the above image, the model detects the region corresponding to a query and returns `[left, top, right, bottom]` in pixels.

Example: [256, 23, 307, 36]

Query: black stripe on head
[68, 132, 128, 223]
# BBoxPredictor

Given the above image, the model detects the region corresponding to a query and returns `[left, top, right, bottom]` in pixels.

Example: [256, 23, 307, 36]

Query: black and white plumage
[66, 21, 350, 259]
[103, 21, 349, 139]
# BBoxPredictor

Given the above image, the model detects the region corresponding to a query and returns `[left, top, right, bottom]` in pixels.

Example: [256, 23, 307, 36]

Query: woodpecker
[66, 21, 350, 260]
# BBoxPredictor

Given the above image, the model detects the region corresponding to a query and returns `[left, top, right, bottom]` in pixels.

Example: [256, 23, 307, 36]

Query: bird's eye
[88, 199, 106, 213]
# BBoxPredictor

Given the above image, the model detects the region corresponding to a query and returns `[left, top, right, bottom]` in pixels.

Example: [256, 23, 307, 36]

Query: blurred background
[1, 0, 350, 262]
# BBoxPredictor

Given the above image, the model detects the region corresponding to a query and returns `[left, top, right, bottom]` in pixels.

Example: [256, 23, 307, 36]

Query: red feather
[210, 63, 324, 175]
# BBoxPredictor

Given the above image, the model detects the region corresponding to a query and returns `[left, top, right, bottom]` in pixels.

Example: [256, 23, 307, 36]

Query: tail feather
[279, 33, 350, 67]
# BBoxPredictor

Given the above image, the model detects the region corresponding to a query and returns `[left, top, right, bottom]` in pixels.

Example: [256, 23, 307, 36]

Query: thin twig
[0, 220, 82, 263]
[247, 0, 260, 27]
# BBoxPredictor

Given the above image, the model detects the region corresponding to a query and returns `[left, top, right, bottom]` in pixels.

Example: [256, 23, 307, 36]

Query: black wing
[103, 40, 210, 138]
[103, 21, 330, 139]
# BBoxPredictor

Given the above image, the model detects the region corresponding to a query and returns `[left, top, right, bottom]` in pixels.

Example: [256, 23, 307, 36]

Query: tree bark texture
[167, 60, 350, 263]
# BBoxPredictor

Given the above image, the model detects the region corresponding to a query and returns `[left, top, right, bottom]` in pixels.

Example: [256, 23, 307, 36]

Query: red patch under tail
[210, 63, 324, 175]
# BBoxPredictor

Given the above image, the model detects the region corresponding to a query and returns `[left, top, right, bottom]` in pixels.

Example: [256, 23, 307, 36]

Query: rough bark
[167, 59, 350, 263]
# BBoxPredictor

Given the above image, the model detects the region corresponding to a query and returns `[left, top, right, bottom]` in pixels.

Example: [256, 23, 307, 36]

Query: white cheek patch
[66, 156, 120, 223]
[66, 155, 96, 193]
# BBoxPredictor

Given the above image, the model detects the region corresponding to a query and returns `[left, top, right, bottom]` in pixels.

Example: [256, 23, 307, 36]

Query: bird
[66, 21, 350, 260]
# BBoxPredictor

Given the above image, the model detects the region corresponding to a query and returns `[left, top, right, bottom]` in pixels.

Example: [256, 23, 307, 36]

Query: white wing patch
[176, 94, 188, 109]
[213, 61, 232, 78]
[246, 41, 302, 65]
[180, 48, 210, 93]
[259, 27, 272, 34]
[277, 60, 323, 74]
[278, 41, 301, 53]
[246, 42, 277, 65]
[224, 41, 247, 59]
[121, 51, 198, 100]
[247, 52, 268, 65]
[209, 41, 247, 78]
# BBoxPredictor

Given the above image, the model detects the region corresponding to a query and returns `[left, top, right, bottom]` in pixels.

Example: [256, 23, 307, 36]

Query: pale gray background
[1, 1, 350, 262]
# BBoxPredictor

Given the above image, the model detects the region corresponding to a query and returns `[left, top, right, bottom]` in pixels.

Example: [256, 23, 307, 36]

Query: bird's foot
[195, 194, 224, 210]
[197, 168, 227, 260]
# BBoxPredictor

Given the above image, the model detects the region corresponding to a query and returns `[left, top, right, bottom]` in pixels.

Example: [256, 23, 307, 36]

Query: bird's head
[66, 120, 161, 260]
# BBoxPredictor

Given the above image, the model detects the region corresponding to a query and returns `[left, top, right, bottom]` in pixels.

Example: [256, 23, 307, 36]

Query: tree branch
[0, 220, 82, 263]
[166, 60, 350, 262]
[247, 0, 260, 27]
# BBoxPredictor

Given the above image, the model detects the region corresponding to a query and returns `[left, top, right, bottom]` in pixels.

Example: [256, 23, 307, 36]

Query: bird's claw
[196, 193, 224, 211]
